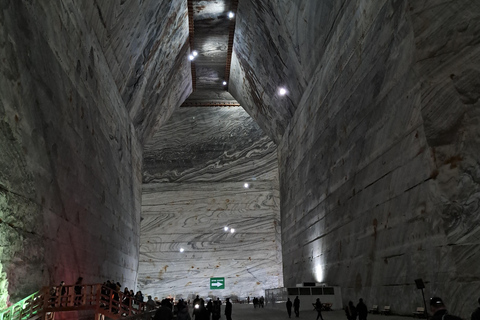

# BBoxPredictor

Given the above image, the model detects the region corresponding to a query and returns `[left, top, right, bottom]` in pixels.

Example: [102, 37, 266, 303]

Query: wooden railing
[0, 284, 150, 320]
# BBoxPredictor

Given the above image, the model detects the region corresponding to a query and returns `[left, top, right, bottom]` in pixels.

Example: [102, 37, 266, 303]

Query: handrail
[0, 291, 43, 320]
[0, 284, 148, 320]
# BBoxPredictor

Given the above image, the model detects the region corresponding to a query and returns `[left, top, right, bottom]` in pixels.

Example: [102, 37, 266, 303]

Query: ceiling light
[192, 50, 198, 57]
[279, 87, 287, 96]
[228, 11, 235, 19]
[180, 248, 184, 253]
[244, 183, 249, 188]
[224, 226, 229, 232]
[230, 228, 235, 233]
[223, 81, 227, 86]
[189, 55, 194, 61]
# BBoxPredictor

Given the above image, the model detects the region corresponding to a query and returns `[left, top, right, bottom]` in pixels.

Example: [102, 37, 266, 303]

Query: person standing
[430, 297, 462, 320]
[154, 299, 173, 320]
[193, 295, 201, 319]
[315, 298, 324, 320]
[146, 296, 156, 311]
[74, 277, 83, 306]
[212, 298, 221, 320]
[294, 296, 300, 318]
[472, 297, 480, 320]
[58, 281, 66, 306]
[206, 299, 213, 320]
[345, 301, 357, 320]
[225, 298, 232, 320]
[357, 299, 368, 320]
[286, 298, 293, 318]
[177, 301, 192, 320]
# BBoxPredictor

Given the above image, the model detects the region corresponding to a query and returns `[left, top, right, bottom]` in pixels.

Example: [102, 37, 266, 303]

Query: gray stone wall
[140, 107, 282, 300]
[229, 0, 480, 317]
[0, 0, 144, 304]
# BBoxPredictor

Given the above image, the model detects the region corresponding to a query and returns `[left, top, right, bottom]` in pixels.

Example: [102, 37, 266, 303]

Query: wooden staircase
[0, 284, 151, 320]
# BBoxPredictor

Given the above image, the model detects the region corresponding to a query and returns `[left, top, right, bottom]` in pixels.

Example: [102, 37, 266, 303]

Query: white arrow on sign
[211, 282, 223, 287]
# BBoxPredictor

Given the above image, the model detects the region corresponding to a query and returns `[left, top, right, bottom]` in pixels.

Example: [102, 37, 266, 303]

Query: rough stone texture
[2, 0, 479, 318]
[229, 0, 480, 317]
[75, 1, 192, 144]
[140, 107, 282, 299]
[0, 0, 193, 306]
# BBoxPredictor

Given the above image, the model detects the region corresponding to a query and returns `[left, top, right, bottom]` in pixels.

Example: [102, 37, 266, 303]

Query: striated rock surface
[1, 0, 479, 317]
[229, 0, 480, 317]
[143, 106, 277, 183]
[76, 1, 192, 144]
[0, 0, 193, 306]
[140, 106, 282, 299]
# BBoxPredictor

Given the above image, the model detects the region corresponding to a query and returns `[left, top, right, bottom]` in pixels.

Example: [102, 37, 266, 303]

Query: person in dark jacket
[294, 296, 300, 317]
[154, 299, 173, 320]
[315, 298, 324, 320]
[212, 298, 221, 320]
[74, 277, 83, 306]
[177, 301, 192, 320]
[357, 298, 368, 320]
[225, 298, 232, 320]
[286, 298, 293, 318]
[345, 301, 357, 320]
[430, 297, 462, 320]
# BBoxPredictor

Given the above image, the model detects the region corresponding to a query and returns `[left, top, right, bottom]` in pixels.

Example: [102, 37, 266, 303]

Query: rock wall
[229, 0, 480, 317]
[140, 107, 282, 300]
[0, 0, 152, 305]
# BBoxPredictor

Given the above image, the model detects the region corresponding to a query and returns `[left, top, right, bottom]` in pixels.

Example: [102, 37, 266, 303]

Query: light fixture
[189, 54, 194, 61]
[279, 87, 287, 96]
[180, 248, 184, 253]
[228, 11, 235, 19]
[223, 81, 227, 86]
[224, 226, 229, 232]
[230, 228, 235, 233]
[192, 50, 198, 57]
[244, 183, 249, 188]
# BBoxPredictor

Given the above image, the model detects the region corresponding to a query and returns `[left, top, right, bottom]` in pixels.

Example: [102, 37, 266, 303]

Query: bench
[322, 303, 332, 311]
[369, 305, 379, 314]
[413, 307, 426, 318]
[380, 306, 391, 315]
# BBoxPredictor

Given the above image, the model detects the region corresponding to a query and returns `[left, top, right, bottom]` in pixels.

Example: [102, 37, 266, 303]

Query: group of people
[152, 295, 233, 320]
[250, 296, 265, 308]
[285, 296, 301, 318]
[344, 299, 368, 320]
[99, 279, 146, 313]
[343, 296, 467, 320]
[48, 277, 83, 307]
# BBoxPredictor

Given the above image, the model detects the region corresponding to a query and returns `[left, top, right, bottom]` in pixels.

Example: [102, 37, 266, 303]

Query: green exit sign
[210, 277, 225, 289]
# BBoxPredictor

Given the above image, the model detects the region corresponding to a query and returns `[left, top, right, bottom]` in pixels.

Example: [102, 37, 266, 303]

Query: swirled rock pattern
[140, 106, 282, 299]
[143, 106, 277, 183]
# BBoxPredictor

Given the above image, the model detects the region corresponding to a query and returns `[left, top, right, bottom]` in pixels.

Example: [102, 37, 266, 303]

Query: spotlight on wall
[224, 226, 229, 232]
[314, 264, 324, 283]
[228, 11, 235, 19]
[279, 87, 287, 96]
[180, 248, 185, 253]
